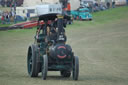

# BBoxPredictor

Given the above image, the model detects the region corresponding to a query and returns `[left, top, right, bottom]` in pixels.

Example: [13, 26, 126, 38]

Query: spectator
[93, 3, 99, 12]
[106, 2, 110, 9]
[95, 3, 99, 8]
[7, 14, 10, 24]
[27, 12, 30, 21]
[5, 12, 9, 24]
[1, 15, 5, 24]
[89, 3, 93, 12]
[14, 15, 17, 24]
[3, 12, 7, 24]
[1, 0, 5, 7]
[112, 0, 115, 8]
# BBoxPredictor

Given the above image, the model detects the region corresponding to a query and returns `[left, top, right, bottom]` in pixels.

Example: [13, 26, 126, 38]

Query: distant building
[23, 0, 42, 7]
[23, 0, 80, 10]
[70, 0, 80, 10]
[16, 6, 37, 17]
[23, 0, 59, 7]
[100, 0, 126, 5]
[115, 0, 127, 5]
[41, 0, 59, 4]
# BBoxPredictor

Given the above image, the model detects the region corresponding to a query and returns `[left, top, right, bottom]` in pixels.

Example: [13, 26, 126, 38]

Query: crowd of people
[1, 10, 16, 24]
[0, 0, 23, 7]
[80, 1, 116, 12]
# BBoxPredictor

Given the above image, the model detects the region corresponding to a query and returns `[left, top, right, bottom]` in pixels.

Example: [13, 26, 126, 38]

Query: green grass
[0, 21, 26, 27]
[0, 6, 128, 85]
[69, 6, 128, 28]
[0, 23, 12, 27]
[93, 6, 128, 23]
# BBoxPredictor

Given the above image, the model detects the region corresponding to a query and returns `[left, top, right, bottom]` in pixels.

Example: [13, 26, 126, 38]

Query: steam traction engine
[27, 4, 79, 80]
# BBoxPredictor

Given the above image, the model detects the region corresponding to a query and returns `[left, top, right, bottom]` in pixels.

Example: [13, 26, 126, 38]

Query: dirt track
[0, 18, 128, 85]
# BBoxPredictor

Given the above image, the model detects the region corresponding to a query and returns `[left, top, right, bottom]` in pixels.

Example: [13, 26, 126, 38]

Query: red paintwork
[23, 21, 44, 28]
[57, 46, 67, 59]
[57, 46, 66, 49]
[14, 21, 51, 29]
[57, 55, 66, 59]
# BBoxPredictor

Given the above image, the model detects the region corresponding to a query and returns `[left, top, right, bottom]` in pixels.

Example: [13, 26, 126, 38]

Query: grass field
[0, 6, 128, 85]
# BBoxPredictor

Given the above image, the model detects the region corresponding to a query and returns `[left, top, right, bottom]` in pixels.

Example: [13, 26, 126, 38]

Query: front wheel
[72, 56, 79, 80]
[42, 55, 48, 80]
[27, 44, 39, 77]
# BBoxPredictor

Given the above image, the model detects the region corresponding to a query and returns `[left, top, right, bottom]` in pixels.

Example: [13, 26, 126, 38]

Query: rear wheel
[27, 44, 39, 77]
[72, 56, 79, 80]
[42, 55, 48, 80]
[60, 70, 71, 77]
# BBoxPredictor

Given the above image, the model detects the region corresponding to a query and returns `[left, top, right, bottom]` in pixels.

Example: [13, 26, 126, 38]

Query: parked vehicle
[71, 8, 92, 20]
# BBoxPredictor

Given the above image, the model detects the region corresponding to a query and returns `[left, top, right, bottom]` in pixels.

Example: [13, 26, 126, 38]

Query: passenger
[48, 26, 57, 43]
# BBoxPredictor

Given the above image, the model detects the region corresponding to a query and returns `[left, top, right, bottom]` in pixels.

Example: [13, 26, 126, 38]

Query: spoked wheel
[42, 55, 48, 80]
[27, 44, 39, 77]
[72, 56, 79, 80]
[60, 70, 71, 77]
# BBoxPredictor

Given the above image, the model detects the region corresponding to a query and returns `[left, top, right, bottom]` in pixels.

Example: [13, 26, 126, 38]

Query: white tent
[23, 0, 59, 7]
[115, 0, 126, 5]
[23, 0, 42, 7]
[23, 0, 80, 10]
[70, 0, 80, 10]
